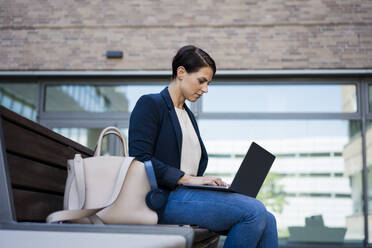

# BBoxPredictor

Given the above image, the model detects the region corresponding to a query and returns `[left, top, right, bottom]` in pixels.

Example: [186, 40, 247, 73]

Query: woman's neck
[168, 81, 185, 109]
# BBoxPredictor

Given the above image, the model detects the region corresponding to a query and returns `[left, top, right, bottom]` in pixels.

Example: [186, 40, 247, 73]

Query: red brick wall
[1, 0, 372, 70]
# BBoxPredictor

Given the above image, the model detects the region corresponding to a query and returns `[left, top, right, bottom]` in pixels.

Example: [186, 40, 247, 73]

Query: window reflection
[42, 81, 365, 244]
[198, 119, 363, 243]
[203, 84, 357, 113]
[45, 85, 166, 112]
[0, 83, 37, 121]
[364, 121, 372, 242]
[53, 127, 129, 156]
[369, 86, 372, 112]
[52, 128, 103, 151]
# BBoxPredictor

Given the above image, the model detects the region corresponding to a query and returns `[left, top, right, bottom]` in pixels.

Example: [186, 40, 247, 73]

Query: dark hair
[171, 45, 216, 80]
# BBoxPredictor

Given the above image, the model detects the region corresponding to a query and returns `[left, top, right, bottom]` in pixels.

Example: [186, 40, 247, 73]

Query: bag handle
[94, 127, 128, 157]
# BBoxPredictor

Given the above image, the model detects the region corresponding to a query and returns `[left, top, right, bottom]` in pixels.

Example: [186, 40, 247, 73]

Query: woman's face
[178, 66, 214, 102]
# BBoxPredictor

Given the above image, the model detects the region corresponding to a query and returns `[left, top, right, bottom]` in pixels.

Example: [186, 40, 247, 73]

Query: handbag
[46, 126, 165, 225]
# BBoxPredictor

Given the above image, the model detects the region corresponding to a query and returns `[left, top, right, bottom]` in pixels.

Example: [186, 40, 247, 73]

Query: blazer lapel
[160, 87, 182, 157]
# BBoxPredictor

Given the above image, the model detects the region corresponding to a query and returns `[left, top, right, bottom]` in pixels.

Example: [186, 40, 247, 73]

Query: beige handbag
[46, 126, 158, 225]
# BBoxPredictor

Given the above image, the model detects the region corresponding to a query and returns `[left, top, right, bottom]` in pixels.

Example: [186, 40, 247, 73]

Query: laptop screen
[230, 142, 276, 198]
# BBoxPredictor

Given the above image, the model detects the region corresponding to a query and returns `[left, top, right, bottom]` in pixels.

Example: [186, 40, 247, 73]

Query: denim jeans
[158, 185, 278, 248]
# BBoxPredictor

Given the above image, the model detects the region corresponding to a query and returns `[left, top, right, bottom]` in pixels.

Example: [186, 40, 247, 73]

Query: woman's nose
[201, 84, 208, 93]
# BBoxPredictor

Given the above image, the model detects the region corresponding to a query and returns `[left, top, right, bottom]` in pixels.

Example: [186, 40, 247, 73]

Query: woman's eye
[198, 79, 210, 85]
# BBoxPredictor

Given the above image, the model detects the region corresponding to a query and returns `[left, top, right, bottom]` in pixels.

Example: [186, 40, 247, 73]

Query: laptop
[182, 142, 276, 198]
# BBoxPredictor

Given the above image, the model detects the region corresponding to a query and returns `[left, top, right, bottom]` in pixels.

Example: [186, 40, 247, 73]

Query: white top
[174, 107, 201, 176]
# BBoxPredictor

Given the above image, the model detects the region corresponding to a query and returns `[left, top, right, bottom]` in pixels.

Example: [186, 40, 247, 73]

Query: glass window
[53, 127, 129, 156]
[106, 128, 130, 156]
[0, 83, 38, 121]
[198, 119, 363, 244]
[53, 128, 106, 151]
[365, 121, 372, 243]
[202, 84, 357, 113]
[368, 85, 372, 112]
[45, 85, 166, 112]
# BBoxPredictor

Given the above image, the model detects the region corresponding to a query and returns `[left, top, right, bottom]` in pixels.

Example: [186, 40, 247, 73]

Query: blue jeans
[158, 185, 278, 248]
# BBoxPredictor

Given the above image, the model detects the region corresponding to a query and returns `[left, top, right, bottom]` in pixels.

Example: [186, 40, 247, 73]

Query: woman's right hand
[177, 174, 229, 187]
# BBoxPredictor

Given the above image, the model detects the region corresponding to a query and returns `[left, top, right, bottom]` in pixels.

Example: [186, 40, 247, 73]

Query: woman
[129, 45, 278, 248]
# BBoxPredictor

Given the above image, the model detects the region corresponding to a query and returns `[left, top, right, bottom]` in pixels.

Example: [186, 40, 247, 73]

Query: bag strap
[46, 157, 134, 223]
[74, 154, 85, 209]
[144, 161, 159, 190]
[94, 127, 128, 157]
[46, 207, 105, 223]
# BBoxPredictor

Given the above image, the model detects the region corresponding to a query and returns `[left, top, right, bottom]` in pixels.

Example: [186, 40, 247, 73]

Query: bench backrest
[0, 106, 220, 248]
[0, 106, 93, 223]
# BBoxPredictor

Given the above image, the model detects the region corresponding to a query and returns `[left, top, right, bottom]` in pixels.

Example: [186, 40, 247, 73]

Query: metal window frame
[365, 78, 372, 120]
[39, 78, 169, 124]
[198, 77, 362, 119]
[196, 77, 369, 247]
[38, 78, 170, 152]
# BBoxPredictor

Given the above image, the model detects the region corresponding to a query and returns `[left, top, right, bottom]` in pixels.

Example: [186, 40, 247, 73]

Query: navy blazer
[129, 87, 208, 219]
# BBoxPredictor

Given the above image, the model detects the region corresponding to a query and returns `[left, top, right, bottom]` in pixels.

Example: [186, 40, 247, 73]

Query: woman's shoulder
[134, 91, 168, 116]
[139, 87, 169, 106]
[137, 92, 164, 107]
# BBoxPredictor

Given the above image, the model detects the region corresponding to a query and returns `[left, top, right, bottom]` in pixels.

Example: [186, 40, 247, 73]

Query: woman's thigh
[159, 185, 267, 232]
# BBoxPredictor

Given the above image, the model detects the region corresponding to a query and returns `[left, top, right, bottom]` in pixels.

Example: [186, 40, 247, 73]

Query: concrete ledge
[0, 229, 186, 248]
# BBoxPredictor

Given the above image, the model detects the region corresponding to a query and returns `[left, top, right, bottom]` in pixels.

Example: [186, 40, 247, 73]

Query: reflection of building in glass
[343, 125, 372, 240]
[47, 85, 130, 149]
[52, 127, 113, 152]
[204, 137, 353, 238]
[1, 81, 367, 242]
[342, 85, 367, 240]
[0, 84, 37, 121]
[46, 85, 129, 112]
[288, 215, 346, 243]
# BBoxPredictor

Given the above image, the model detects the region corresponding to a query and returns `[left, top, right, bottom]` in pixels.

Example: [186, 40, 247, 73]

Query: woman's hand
[177, 174, 229, 187]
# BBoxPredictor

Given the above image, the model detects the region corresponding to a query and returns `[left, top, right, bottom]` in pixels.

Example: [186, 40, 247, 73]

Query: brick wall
[1, 0, 372, 70]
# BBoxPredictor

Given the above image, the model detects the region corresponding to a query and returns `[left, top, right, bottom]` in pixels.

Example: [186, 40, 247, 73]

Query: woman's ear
[176, 66, 186, 80]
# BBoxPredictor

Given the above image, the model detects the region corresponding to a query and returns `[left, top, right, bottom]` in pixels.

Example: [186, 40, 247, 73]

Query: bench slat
[0, 105, 93, 156]
[8, 153, 66, 194]
[3, 119, 77, 168]
[13, 189, 63, 222]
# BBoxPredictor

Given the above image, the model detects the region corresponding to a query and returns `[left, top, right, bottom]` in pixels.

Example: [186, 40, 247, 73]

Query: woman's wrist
[177, 174, 192, 184]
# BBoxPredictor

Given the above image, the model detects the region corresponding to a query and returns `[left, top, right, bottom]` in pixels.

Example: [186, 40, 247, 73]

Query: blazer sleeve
[128, 95, 185, 189]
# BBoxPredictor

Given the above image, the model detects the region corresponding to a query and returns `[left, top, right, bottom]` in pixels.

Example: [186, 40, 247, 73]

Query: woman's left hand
[177, 174, 229, 187]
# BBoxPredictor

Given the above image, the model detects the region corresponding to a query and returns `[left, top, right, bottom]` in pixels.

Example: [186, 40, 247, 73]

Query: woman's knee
[266, 211, 277, 228]
[240, 198, 267, 228]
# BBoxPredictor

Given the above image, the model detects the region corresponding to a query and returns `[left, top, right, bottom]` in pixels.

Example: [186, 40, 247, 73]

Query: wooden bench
[0, 105, 220, 248]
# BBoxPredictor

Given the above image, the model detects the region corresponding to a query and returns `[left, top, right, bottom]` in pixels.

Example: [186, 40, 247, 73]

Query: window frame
[1, 70, 372, 247]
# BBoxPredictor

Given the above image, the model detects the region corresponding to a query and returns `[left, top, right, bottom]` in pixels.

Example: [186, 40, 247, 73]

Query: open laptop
[182, 142, 276, 198]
